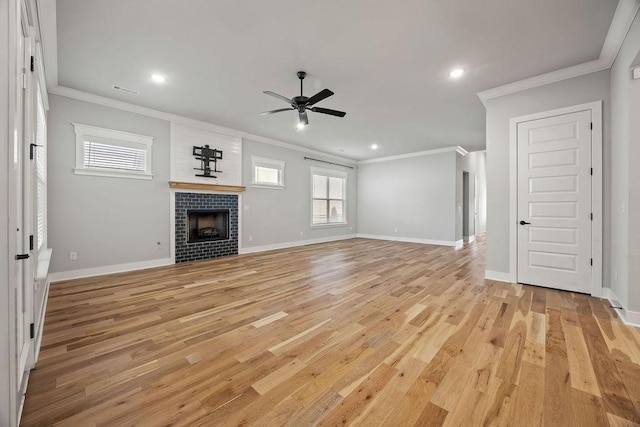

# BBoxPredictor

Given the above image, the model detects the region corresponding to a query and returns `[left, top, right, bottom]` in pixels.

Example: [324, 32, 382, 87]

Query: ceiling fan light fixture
[371, 144, 378, 150]
[296, 122, 306, 130]
[449, 68, 465, 79]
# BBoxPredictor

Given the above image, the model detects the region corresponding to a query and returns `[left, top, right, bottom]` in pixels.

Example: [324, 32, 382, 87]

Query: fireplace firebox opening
[187, 209, 230, 243]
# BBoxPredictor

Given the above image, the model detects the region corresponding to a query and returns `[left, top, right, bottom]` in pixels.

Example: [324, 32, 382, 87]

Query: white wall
[171, 123, 242, 186]
[241, 138, 357, 250]
[357, 151, 457, 244]
[611, 12, 640, 312]
[47, 94, 171, 273]
[484, 70, 611, 278]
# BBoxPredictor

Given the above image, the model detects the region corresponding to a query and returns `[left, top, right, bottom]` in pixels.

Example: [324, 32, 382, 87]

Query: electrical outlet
[634, 67, 640, 80]
[394, 228, 398, 233]
[69, 252, 77, 261]
[248, 235, 253, 242]
[244, 205, 250, 211]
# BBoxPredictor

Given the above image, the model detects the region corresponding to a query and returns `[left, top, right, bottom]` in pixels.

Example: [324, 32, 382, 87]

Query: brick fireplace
[174, 192, 238, 263]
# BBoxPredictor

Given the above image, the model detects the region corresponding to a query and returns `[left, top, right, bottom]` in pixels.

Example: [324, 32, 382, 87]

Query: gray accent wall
[47, 95, 171, 273]
[484, 70, 611, 277]
[611, 12, 640, 312]
[241, 138, 357, 249]
[357, 151, 457, 243]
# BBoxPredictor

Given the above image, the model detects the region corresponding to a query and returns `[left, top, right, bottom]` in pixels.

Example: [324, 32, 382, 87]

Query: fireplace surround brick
[175, 192, 238, 263]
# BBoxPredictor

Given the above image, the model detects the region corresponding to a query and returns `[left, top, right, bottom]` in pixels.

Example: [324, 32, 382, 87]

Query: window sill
[74, 168, 153, 180]
[251, 183, 285, 190]
[310, 223, 348, 229]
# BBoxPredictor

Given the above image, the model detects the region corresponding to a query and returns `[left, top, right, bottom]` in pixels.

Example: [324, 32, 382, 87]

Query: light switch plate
[633, 67, 640, 80]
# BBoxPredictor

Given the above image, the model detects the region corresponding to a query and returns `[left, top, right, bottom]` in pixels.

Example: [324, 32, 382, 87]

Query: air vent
[112, 85, 139, 95]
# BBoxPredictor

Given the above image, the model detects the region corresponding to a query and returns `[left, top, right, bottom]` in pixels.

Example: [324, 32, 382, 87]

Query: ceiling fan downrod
[297, 71, 306, 97]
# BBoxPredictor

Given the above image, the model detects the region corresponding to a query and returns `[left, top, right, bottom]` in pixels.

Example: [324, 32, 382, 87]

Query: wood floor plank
[20, 237, 640, 426]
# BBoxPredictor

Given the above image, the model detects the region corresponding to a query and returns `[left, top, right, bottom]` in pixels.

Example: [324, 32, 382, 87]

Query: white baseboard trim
[355, 234, 456, 247]
[464, 235, 476, 243]
[48, 258, 173, 283]
[601, 287, 640, 327]
[455, 240, 464, 249]
[239, 234, 358, 255]
[485, 270, 515, 283]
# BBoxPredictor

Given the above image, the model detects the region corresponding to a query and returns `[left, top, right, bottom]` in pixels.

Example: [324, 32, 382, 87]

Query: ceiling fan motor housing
[260, 70, 346, 122]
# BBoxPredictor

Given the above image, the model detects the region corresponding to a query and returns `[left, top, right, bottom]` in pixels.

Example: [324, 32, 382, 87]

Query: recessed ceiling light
[371, 144, 378, 150]
[151, 74, 167, 84]
[449, 68, 465, 79]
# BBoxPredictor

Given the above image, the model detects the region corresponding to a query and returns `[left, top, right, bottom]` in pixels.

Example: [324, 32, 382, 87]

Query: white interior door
[517, 110, 592, 293]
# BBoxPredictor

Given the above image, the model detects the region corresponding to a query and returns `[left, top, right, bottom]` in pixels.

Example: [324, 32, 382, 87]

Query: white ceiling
[52, 0, 619, 160]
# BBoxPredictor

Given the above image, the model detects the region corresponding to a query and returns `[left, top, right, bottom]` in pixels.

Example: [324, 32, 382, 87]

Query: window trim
[251, 155, 285, 189]
[73, 123, 154, 180]
[310, 166, 348, 228]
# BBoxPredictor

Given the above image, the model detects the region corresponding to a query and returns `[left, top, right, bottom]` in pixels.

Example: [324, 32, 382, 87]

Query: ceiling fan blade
[260, 108, 294, 115]
[310, 107, 346, 117]
[263, 91, 293, 105]
[299, 110, 309, 126]
[306, 89, 334, 106]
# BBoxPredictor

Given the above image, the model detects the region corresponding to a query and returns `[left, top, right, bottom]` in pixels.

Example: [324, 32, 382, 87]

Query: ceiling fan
[260, 71, 346, 128]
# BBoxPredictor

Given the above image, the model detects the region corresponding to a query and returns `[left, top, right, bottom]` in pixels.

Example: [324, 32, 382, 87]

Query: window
[35, 85, 47, 250]
[251, 156, 285, 189]
[311, 167, 347, 226]
[73, 123, 154, 180]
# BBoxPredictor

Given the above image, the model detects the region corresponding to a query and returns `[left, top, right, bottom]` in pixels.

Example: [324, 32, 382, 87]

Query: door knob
[519, 220, 531, 225]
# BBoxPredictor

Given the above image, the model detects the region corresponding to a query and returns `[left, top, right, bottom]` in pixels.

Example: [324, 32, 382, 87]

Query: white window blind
[251, 156, 285, 188]
[311, 168, 347, 226]
[73, 123, 154, 180]
[255, 166, 279, 185]
[35, 87, 46, 250]
[83, 140, 146, 172]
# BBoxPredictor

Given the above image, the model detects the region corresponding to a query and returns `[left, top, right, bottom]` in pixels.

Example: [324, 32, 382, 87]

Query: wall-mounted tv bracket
[193, 145, 223, 178]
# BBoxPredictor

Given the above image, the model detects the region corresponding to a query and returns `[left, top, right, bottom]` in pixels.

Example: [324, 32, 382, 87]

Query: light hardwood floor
[22, 237, 640, 426]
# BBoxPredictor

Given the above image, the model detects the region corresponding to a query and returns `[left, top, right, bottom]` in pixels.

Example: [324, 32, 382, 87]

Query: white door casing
[16, 13, 34, 395]
[516, 110, 592, 293]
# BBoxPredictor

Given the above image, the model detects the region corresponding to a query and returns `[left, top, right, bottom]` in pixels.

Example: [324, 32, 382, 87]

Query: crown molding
[478, 0, 640, 105]
[456, 146, 468, 156]
[242, 134, 357, 165]
[601, 0, 640, 67]
[49, 85, 246, 138]
[357, 146, 464, 165]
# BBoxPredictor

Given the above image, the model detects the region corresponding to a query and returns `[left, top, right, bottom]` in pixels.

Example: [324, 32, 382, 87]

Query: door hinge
[15, 253, 30, 260]
[30, 55, 35, 72]
[590, 258, 593, 266]
[590, 122, 593, 130]
[591, 213, 593, 221]
[21, 73, 27, 89]
[30, 323, 34, 339]
[29, 235, 34, 251]
[590, 167, 593, 176]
